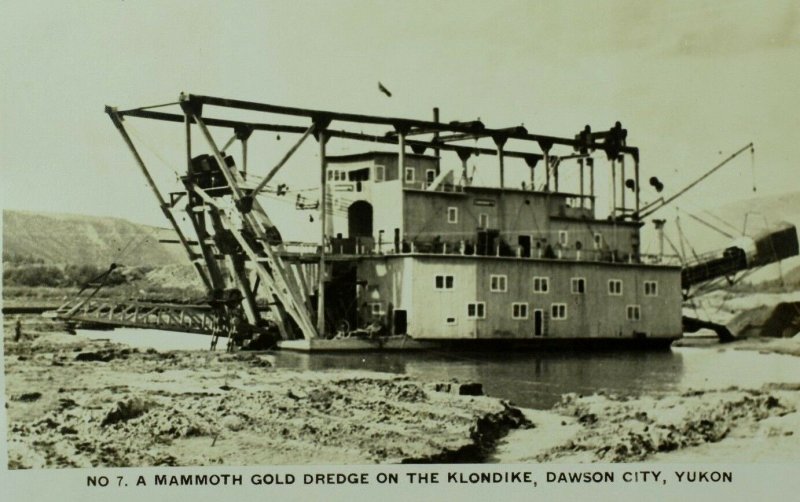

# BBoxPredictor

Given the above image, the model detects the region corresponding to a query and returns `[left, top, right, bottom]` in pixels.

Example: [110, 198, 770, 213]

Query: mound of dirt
[5, 328, 529, 468]
[524, 388, 793, 462]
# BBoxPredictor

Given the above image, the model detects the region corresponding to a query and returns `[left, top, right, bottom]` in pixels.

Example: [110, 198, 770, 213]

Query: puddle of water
[76, 327, 800, 409]
[77, 328, 222, 352]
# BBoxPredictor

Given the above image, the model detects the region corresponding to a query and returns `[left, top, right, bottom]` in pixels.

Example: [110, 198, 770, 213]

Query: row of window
[327, 165, 439, 184]
[438, 274, 659, 297]
[365, 300, 637, 324]
[405, 166, 436, 184]
[434, 274, 455, 290]
[327, 167, 372, 183]
[455, 302, 642, 321]
[466, 301, 539, 320]
[441, 209, 607, 247]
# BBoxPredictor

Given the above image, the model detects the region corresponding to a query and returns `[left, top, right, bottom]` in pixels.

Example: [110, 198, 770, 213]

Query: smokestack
[653, 219, 666, 262]
[433, 107, 440, 174]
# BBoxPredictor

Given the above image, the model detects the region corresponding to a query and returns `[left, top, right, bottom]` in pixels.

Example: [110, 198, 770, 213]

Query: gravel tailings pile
[496, 388, 797, 463]
[543, 389, 789, 462]
[4, 325, 529, 468]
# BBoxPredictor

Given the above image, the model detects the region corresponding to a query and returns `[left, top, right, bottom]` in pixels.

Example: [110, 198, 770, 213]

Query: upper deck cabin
[323, 151, 644, 264]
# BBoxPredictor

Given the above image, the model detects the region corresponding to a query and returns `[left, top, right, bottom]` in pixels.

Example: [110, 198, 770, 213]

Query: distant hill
[657, 190, 800, 286]
[713, 191, 800, 286]
[705, 191, 800, 237]
[4, 190, 799, 284]
[2, 210, 185, 267]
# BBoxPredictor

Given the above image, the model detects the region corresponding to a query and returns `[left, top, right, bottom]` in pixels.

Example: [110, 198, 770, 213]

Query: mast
[317, 126, 328, 336]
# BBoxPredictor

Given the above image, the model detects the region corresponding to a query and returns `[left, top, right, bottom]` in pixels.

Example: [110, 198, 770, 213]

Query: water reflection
[273, 350, 686, 409]
[79, 328, 800, 410]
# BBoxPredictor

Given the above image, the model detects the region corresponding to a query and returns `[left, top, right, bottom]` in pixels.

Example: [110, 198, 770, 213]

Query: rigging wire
[677, 207, 735, 240]
[677, 198, 742, 237]
[119, 225, 162, 264]
[125, 121, 183, 182]
[119, 101, 181, 113]
[674, 215, 687, 263]
[662, 231, 685, 266]
[701, 208, 743, 236]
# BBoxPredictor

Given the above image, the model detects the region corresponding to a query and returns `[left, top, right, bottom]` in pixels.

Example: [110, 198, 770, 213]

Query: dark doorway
[393, 309, 407, 335]
[534, 309, 544, 336]
[518, 235, 531, 258]
[348, 201, 373, 238]
[477, 229, 500, 256]
[325, 262, 358, 332]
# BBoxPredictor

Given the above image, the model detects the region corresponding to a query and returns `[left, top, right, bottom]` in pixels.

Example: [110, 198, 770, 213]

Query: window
[551, 303, 567, 320]
[370, 302, 383, 315]
[558, 230, 569, 246]
[478, 213, 489, 229]
[626, 305, 641, 321]
[533, 276, 550, 293]
[435, 274, 454, 290]
[348, 167, 370, 182]
[327, 170, 334, 181]
[375, 165, 385, 182]
[446, 316, 457, 326]
[608, 279, 623, 296]
[511, 303, 529, 319]
[447, 207, 458, 224]
[571, 277, 586, 294]
[425, 169, 436, 184]
[404, 167, 415, 182]
[593, 232, 604, 250]
[644, 281, 658, 296]
[467, 302, 486, 319]
[490, 274, 507, 292]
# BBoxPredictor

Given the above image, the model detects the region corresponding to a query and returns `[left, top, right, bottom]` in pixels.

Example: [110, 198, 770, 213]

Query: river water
[77, 328, 800, 409]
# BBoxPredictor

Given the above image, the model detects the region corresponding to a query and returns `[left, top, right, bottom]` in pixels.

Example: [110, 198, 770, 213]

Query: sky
[1, 0, 799, 247]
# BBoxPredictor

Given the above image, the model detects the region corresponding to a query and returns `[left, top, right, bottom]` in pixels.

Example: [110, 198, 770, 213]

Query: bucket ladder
[105, 105, 320, 343]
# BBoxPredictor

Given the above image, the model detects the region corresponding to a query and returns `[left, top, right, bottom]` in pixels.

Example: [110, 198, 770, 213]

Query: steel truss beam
[115, 107, 547, 163]
[107, 108, 213, 291]
[106, 93, 643, 343]
[116, 93, 640, 160]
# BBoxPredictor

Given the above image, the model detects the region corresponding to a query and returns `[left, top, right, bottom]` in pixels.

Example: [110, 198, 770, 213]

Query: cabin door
[393, 310, 407, 335]
[348, 201, 373, 238]
[518, 235, 532, 258]
[533, 309, 545, 336]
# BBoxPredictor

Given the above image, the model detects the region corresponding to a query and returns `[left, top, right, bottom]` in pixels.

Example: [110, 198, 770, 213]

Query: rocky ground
[4, 315, 800, 467]
[494, 385, 799, 463]
[3, 316, 528, 468]
[494, 323, 800, 463]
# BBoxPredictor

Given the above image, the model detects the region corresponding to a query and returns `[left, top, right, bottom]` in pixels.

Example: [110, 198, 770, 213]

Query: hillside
[4, 189, 799, 281]
[651, 190, 800, 286]
[2, 210, 184, 267]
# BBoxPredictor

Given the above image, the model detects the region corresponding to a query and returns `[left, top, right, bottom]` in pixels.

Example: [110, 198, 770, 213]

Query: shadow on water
[77, 327, 800, 410]
[271, 349, 686, 409]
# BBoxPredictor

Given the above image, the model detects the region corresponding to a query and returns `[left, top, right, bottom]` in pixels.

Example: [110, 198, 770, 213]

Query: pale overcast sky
[1, 0, 798, 244]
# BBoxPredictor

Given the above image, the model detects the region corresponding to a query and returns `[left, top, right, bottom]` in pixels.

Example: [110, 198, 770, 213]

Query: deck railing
[279, 238, 680, 266]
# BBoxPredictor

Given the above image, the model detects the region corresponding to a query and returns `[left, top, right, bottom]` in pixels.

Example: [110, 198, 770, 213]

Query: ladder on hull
[179, 157, 319, 342]
[104, 107, 320, 345]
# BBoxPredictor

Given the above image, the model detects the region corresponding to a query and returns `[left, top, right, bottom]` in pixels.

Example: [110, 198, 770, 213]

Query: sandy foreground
[4, 316, 800, 467]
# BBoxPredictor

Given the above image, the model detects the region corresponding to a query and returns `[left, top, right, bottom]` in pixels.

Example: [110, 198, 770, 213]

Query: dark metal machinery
[44, 93, 797, 348]
[93, 92, 640, 346]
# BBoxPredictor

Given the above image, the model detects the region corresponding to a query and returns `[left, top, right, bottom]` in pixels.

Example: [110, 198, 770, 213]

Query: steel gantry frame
[105, 93, 642, 340]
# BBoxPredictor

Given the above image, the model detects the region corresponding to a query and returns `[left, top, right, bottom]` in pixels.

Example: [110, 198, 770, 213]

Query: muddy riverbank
[494, 384, 799, 462]
[4, 316, 800, 466]
[4, 318, 528, 468]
